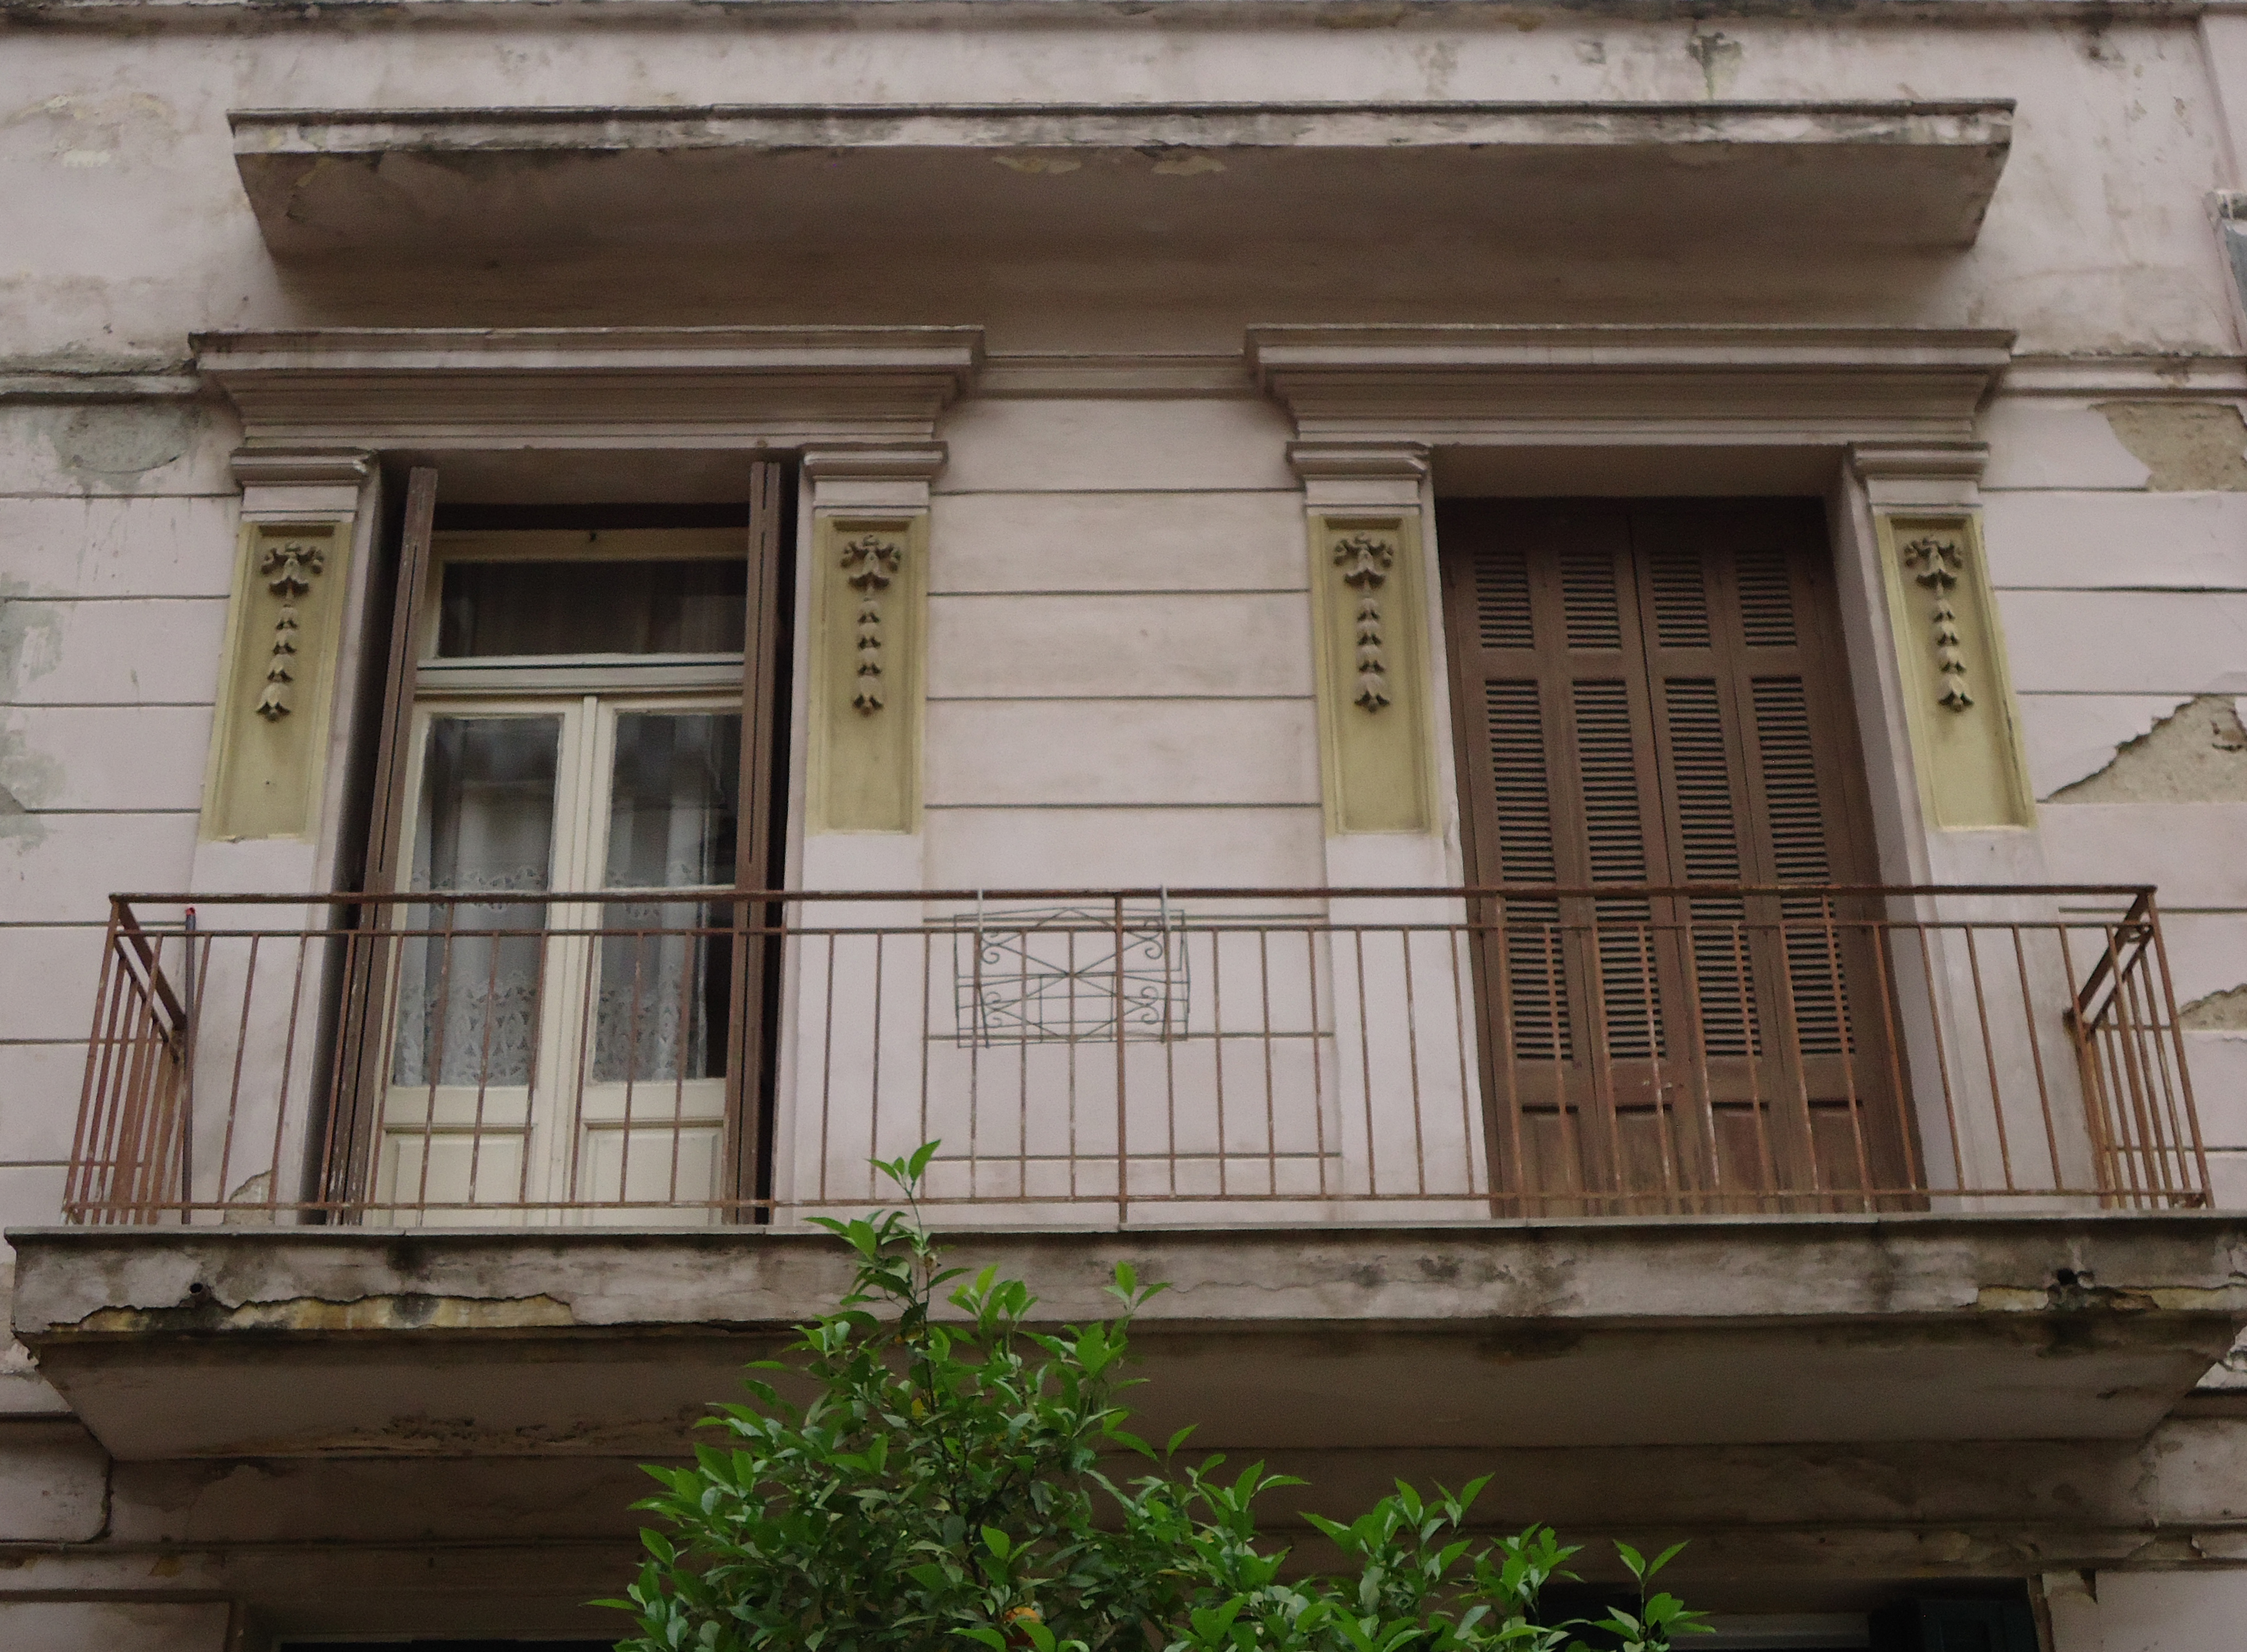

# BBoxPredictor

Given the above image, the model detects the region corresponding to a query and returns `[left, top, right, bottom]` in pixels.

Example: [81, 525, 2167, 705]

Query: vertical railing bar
[559, 913, 592, 1209]
[1911, 925, 1966, 1193]
[2056, 920, 2119, 1199]
[1673, 906, 1720, 1211]
[667, 912, 697, 1208]
[1401, 926, 1427, 1197]
[1962, 926, 2015, 1192]
[1112, 893, 1129, 1223]
[918, 926, 934, 1175]
[1868, 919, 1920, 1205]
[1770, 905, 1823, 1201]
[1351, 926, 1376, 1197]
[217, 931, 264, 1216]
[1630, 916, 1675, 1203]
[2009, 923, 2063, 1190]
[1212, 925, 1228, 1199]
[1448, 921, 1477, 1199]
[1259, 926, 1279, 1199]
[1307, 926, 1329, 1198]
[1819, 896, 1874, 1214]
[1012, 921, 1028, 1203]
[413, 903, 459, 1212]
[2143, 893, 2212, 1203]
[466, 914, 508, 1212]
[64, 904, 127, 1220]
[369, 906, 414, 1220]
[1068, 926, 1083, 1203]
[818, 933, 838, 1205]
[871, 931, 889, 1204]
[257, 932, 317, 1213]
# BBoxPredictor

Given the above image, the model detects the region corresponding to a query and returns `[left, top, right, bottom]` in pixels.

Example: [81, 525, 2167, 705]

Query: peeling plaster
[2048, 695, 2247, 804]
[2181, 984, 2247, 1033]
[71, 1292, 576, 1335]
[2095, 403, 2247, 492]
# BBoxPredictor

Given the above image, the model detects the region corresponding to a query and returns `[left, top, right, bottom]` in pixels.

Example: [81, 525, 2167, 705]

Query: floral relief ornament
[838, 531, 904, 715]
[253, 536, 326, 721]
[1332, 529, 1399, 711]
[1899, 531, 1974, 712]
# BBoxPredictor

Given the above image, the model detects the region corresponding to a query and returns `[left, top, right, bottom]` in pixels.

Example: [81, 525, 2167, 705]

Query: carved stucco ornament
[1332, 529, 1398, 711]
[254, 537, 326, 721]
[839, 530, 904, 714]
[1900, 531, 1973, 712]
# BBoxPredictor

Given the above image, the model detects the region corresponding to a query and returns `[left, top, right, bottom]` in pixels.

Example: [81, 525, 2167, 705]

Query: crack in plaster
[69, 1291, 576, 1335]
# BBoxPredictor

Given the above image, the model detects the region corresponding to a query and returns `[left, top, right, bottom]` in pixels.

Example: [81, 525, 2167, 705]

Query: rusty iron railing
[63, 885, 2210, 1226]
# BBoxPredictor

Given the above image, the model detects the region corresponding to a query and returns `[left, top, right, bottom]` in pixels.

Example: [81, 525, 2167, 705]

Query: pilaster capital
[802, 443, 948, 511]
[230, 446, 374, 521]
[1849, 440, 1988, 510]
[1287, 440, 1430, 511]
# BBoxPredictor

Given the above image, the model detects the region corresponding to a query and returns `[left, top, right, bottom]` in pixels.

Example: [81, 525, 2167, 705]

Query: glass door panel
[573, 710, 742, 1222]
[380, 714, 565, 1216]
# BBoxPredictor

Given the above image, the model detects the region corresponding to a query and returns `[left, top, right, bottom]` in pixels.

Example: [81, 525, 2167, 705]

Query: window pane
[394, 717, 561, 1089]
[438, 560, 748, 657]
[594, 713, 742, 1083]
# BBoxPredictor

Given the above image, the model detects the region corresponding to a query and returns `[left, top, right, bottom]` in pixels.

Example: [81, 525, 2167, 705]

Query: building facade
[6, 2, 2247, 1648]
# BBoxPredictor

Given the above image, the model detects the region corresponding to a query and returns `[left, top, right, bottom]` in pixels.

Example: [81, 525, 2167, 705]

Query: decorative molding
[1308, 513, 1434, 836]
[252, 534, 328, 721]
[837, 529, 905, 715]
[809, 512, 927, 833]
[1251, 325, 2016, 449]
[1899, 530, 1973, 714]
[1288, 440, 1431, 483]
[231, 449, 373, 489]
[203, 520, 353, 843]
[1331, 529, 1399, 713]
[1873, 511, 2032, 831]
[195, 328, 984, 450]
[978, 354, 1255, 400]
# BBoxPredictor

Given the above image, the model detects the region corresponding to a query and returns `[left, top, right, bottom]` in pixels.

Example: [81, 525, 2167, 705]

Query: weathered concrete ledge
[228, 100, 2013, 255]
[13, 1213, 2247, 1460]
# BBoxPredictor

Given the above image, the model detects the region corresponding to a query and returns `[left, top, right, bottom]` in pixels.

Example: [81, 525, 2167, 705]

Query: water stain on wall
[44, 405, 195, 488]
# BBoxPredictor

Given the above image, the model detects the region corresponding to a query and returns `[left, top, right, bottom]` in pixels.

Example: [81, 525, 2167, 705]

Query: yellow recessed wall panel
[1876, 511, 2035, 830]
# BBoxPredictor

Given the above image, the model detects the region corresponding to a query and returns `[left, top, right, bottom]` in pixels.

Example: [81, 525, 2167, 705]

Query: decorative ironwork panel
[951, 906, 1189, 1046]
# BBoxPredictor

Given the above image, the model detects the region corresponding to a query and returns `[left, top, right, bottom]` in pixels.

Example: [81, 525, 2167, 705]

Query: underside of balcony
[11, 1214, 2247, 1465]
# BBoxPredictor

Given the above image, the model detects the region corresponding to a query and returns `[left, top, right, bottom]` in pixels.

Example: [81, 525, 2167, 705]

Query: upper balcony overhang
[12, 1214, 2246, 1463]
[229, 100, 2015, 258]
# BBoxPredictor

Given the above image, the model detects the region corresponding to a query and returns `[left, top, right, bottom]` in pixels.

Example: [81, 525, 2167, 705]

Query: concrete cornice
[193, 325, 986, 450]
[6, 0, 2241, 31]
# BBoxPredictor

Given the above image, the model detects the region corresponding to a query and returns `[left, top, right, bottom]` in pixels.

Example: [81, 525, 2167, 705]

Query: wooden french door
[1437, 498, 1913, 1213]
[328, 467, 792, 1221]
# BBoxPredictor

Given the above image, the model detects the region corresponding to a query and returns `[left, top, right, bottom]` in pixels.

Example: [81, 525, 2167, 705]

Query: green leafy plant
[602, 1144, 1706, 1652]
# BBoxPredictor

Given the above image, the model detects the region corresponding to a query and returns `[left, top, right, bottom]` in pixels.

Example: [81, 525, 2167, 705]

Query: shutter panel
[724, 459, 792, 1218]
[1442, 498, 1902, 1212]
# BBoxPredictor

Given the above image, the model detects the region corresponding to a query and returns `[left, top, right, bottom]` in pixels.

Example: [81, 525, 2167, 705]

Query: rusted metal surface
[61, 884, 2209, 1225]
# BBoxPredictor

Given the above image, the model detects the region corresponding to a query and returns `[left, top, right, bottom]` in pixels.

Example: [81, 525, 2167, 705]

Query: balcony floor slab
[11, 1212, 2246, 1461]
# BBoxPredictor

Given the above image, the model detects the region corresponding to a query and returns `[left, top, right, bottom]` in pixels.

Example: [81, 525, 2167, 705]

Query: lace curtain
[392, 718, 560, 1089]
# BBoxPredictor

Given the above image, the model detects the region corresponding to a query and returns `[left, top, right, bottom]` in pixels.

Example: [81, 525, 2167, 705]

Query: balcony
[60, 884, 2212, 1225]
[17, 884, 2245, 1466]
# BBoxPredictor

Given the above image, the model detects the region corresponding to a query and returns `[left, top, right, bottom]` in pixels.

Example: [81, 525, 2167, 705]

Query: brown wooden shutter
[326, 466, 439, 1209]
[1440, 498, 1906, 1212]
[724, 459, 791, 1218]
